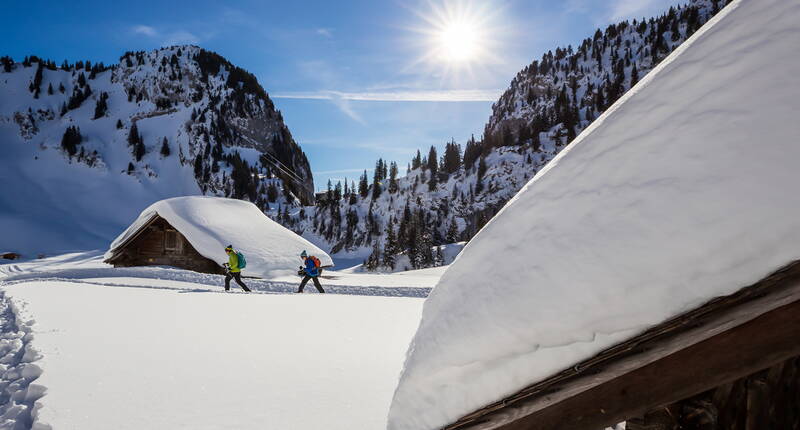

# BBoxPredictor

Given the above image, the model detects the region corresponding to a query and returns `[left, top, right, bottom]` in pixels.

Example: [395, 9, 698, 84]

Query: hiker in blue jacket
[297, 250, 325, 293]
[223, 245, 250, 292]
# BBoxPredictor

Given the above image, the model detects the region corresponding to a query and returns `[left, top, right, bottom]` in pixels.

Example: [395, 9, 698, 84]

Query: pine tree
[435, 246, 445, 267]
[428, 169, 438, 191]
[411, 150, 422, 170]
[134, 139, 146, 161]
[365, 243, 381, 271]
[127, 162, 135, 174]
[358, 170, 369, 198]
[371, 162, 382, 200]
[334, 181, 342, 201]
[442, 140, 462, 174]
[427, 146, 438, 175]
[0, 56, 12, 73]
[127, 122, 140, 147]
[326, 179, 333, 202]
[60, 126, 82, 157]
[30, 62, 44, 97]
[93, 92, 109, 119]
[463, 135, 481, 170]
[475, 156, 487, 194]
[267, 183, 278, 202]
[383, 220, 398, 270]
[194, 153, 204, 178]
[160, 137, 171, 157]
[116, 119, 123, 129]
[388, 161, 399, 193]
[446, 219, 459, 243]
[47, 83, 53, 95]
[417, 230, 434, 269]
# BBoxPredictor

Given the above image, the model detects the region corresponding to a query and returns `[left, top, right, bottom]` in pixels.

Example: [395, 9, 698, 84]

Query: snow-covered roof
[387, 0, 800, 429]
[106, 196, 332, 277]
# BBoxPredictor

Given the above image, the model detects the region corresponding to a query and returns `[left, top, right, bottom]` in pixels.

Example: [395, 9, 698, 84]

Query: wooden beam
[446, 261, 800, 430]
[468, 298, 800, 430]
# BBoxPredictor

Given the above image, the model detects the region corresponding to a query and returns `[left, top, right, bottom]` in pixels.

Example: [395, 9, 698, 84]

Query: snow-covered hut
[104, 196, 333, 277]
[388, 1, 800, 429]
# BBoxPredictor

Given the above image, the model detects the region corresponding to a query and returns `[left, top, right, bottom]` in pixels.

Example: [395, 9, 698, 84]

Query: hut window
[164, 229, 181, 251]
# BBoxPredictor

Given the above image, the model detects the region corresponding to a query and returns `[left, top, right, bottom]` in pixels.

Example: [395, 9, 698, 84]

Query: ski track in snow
[1, 267, 431, 298]
[0, 291, 48, 430]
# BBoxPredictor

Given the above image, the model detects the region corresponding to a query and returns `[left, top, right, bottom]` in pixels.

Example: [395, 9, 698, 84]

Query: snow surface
[106, 196, 333, 277]
[0, 252, 439, 429]
[4, 280, 422, 430]
[388, 1, 800, 428]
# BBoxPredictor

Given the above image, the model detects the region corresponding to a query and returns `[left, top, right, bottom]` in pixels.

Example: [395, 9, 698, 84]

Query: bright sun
[406, 0, 500, 73]
[438, 21, 479, 62]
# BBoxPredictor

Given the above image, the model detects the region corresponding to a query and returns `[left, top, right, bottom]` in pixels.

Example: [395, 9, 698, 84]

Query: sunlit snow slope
[388, 0, 800, 428]
[0, 46, 311, 256]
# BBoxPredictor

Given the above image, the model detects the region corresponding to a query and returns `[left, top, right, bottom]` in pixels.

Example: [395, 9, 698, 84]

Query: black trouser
[298, 275, 324, 293]
[225, 271, 250, 292]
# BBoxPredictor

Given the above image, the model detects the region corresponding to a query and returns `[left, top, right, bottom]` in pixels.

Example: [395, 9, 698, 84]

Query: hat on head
[225, 245, 234, 252]
[300, 250, 307, 258]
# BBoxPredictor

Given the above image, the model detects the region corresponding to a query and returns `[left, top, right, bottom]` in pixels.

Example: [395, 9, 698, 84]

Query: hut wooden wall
[627, 356, 800, 430]
[110, 217, 221, 274]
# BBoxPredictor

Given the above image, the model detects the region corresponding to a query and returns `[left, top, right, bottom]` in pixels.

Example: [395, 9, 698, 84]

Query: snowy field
[0, 253, 429, 429]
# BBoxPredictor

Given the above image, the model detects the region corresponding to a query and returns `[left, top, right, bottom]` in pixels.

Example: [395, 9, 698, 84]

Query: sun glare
[404, 0, 503, 80]
[438, 21, 478, 62]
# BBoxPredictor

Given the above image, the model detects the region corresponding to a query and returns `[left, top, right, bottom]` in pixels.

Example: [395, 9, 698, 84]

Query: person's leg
[233, 272, 250, 292]
[312, 276, 325, 293]
[224, 272, 233, 291]
[298, 276, 310, 293]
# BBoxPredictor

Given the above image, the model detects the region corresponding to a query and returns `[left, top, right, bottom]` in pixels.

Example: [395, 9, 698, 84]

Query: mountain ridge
[0, 45, 311, 255]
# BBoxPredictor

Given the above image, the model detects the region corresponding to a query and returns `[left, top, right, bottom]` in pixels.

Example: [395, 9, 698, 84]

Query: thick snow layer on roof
[106, 196, 332, 277]
[388, 1, 800, 428]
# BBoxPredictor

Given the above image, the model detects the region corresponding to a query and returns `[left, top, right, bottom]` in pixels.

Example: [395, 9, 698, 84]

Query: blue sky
[2, 0, 683, 190]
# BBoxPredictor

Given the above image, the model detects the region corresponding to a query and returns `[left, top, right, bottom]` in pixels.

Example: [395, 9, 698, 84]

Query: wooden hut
[104, 196, 333, 277]
[104, 213, 221, 274]
[1, 252, 21, 260]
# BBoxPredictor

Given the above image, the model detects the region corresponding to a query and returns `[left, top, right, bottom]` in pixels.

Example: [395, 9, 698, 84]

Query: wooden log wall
[628, 356, 800, 430]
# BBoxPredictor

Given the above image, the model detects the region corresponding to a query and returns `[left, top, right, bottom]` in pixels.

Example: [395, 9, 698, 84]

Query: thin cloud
[163, 30, 200, 46]
[273, 89, 502, 102]
[133, 25, 158, 37]
[316, 28, 333, 38]
[329, 93, 366, 124]
[130, 25, 200, 47]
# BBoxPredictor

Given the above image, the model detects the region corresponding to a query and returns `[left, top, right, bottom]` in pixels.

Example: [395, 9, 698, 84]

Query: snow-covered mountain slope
[107, 196, 332, 277]
[288, 0, 729, 268]
[0, 46, 311, 256]
[388, 0, 800, 428]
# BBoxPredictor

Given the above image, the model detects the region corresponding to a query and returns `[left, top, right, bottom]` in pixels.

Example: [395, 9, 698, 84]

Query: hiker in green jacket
[223, 245, 250, 292]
